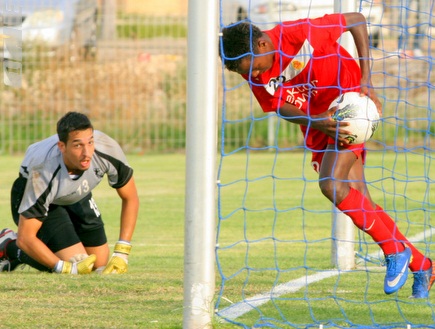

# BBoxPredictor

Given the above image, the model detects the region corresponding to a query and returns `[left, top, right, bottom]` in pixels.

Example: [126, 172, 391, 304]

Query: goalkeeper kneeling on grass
[0, 111, 139, 274]
[220, 12, 435, 298]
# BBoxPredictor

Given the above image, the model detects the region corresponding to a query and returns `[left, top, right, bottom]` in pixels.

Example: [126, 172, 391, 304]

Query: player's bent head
[220, 22, 262, 72]
[57, 111, 94, 144]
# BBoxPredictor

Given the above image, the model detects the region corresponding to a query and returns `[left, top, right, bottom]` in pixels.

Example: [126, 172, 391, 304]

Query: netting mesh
[216, 1, 435, 328]
[0, 3, 187, 154]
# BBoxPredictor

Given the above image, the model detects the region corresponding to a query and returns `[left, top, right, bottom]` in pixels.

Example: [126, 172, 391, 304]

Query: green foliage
[116, 16, 187, 39]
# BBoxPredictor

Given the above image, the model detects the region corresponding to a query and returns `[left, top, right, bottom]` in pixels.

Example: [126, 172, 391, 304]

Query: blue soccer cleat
[384, 247, 412, 295]
[410, 260, 435, 298]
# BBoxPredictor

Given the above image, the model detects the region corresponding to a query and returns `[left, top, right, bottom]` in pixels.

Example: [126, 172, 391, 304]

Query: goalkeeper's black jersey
[17, 130, 133, 221]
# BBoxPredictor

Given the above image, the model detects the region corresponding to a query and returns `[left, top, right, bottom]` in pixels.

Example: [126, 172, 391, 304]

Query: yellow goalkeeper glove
[102, 241, 131, 274]
[54, 254, 96, 274]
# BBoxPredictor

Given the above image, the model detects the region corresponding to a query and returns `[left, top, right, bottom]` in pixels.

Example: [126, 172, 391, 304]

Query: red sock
[375, 205, 431, 272]
[337, 188, 404, 255]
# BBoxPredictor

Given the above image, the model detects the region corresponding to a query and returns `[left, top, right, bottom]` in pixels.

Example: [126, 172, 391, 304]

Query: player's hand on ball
[54, 254, 96, 274]
[102, 241, 131, 274]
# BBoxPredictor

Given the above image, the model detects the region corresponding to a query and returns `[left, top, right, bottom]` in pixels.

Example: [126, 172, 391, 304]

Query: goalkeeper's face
[58, 128, 95, 175]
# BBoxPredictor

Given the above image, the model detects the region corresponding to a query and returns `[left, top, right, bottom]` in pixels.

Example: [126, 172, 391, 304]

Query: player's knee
[319, 179, 347, 204]
[15, 235, 24, 250]
[89, 244, 110, 268]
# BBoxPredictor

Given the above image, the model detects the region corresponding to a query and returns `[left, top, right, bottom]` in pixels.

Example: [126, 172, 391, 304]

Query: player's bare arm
[277, 102, 351, 144]
[344, 12, 383, 116]
[17, 214, 93, 271]
[117, 176, 139, 242]
[100, 176, 139, 274]
[343, 13, 370, 80]
[17, 215, 63, 268]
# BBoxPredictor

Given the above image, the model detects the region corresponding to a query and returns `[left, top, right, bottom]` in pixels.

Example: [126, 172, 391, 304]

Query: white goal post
[183, 0, 219, 328]
[184, 0, 361, 327]
[330, 0, 357, 271]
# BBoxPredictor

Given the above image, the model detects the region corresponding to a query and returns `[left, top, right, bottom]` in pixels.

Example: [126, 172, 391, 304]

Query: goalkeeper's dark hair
[57, 111, 93, 144]
[219, 22, 263, 72]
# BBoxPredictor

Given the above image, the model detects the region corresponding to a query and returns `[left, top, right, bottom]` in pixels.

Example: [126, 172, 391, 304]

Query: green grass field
[0, 151, 434, 328]
[0, 154, 186, 328]
[216, 150, 435, 328]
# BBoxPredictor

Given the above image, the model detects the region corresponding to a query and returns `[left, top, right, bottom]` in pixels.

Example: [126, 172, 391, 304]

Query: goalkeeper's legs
[4, 205, 87, 271]
[78, 228, 110, 268]
[64, 193, 109, 268]
[85, 244, 110, 269]
[9, 176, 87, 271]
[3, 238, 53, 271]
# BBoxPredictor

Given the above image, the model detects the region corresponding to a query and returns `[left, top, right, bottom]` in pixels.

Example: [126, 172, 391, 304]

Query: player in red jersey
[220, 12, 435, 298]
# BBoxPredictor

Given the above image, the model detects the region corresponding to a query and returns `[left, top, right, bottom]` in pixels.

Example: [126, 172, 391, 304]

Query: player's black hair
[57, 111, 93, 144]
[219, 22, 263, 72]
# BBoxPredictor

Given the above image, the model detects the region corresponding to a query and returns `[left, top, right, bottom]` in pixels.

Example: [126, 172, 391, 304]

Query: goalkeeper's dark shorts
[11, 177, 107, 253]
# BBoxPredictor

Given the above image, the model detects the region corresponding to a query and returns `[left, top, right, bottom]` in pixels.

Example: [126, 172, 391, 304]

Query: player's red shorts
[310, 137, 366, 173]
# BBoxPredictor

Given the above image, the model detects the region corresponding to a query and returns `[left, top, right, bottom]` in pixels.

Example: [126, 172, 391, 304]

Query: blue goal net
[216, 1, 435, 328]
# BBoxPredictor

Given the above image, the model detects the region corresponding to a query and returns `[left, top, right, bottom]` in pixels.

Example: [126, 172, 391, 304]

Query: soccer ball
[329, 92, 380, 144]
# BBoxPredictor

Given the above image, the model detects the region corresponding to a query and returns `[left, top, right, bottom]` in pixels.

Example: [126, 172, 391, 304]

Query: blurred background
[0, 0, 432, 154]
[0, 0, 188, 154]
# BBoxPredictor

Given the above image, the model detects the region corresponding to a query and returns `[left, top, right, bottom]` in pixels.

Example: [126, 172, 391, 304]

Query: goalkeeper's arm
[16, 215, 96, 274]
[102, 177, 139, 274]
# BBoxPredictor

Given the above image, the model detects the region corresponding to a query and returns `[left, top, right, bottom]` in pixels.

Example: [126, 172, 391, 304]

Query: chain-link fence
[0, 1, 188, 154]
[0, 1, 433, 154]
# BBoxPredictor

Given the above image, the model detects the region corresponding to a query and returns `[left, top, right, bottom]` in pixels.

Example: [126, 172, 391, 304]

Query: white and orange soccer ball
[329, 92, 380, 144]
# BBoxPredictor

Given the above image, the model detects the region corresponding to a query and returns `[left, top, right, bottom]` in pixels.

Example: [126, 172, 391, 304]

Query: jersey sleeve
[17, 136, 62, 220]
[94, 131, 134, 189]
[247, 14, 347, 113]
[19, 164, 62, 220]
[284, 14, 347, 50]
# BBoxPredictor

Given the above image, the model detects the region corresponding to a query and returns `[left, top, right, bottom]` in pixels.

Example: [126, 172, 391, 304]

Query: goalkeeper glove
[54, 254, 96, 274]
[102, 241, 131, 274]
